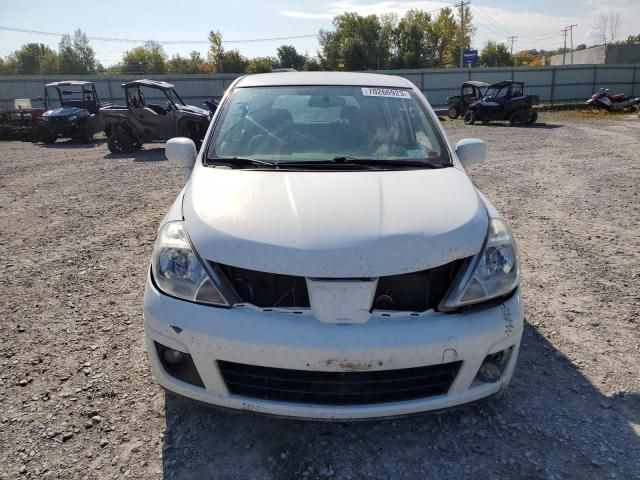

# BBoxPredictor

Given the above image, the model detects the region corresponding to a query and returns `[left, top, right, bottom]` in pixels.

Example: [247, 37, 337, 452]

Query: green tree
[319, 13, 390, 70]
[430, 8, 459, 67]
[8, 43, 58, 74]
[246, 56, 273, 73]
[219, 50, 248, 73]
[58, 30, 96, 74]
[396, 10, 432, 68]
[207, 30, 224, 72]
[121, 41, 167, 74]
[276, 45, 306, 69]
[302, 56, 322, 71]
[480, 40, 512, 67]
[167, 51, 206, 74]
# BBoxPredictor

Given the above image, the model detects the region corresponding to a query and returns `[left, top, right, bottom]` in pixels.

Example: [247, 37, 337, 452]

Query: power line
[0, 25, 317, 44]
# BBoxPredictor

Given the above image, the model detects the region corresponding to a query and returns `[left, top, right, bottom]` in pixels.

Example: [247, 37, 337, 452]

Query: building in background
[550, 44, 640, 65]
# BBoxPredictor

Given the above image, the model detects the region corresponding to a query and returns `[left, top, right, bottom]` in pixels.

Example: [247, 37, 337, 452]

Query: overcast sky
[0, 0, 638, 66]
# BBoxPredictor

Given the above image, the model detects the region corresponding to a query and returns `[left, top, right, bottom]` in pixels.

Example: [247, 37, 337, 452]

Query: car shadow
[473, 123, 563, 129]
[160, 324, 639, 480]
[103, 148, 167, 162]
[34, 138, 108, 149]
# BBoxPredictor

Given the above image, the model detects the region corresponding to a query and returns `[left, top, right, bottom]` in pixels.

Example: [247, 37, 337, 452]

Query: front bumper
[143, 273, 524, 420]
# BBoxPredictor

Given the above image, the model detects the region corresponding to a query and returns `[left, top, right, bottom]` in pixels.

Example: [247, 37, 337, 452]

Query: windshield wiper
[209, 156, 277, 168]
[332, 156, 446, 168]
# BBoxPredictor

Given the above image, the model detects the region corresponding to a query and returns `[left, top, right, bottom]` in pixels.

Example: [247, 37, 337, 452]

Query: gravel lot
[1, 112, 639, 480]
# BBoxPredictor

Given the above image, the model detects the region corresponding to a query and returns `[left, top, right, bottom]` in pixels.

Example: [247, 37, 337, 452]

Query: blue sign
[463, 50, 479, 64]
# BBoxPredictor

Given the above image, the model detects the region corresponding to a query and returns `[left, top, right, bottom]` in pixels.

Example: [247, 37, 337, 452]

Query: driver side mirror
[166, 137, 197, 176]
[455, 139, 486, 167]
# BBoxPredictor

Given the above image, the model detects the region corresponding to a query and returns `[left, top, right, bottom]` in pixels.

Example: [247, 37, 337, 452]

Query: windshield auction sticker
[361, 87, 410, 98]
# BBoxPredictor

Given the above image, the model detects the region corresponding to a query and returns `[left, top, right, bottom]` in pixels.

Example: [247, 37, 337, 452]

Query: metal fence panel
[0, 65, 638, 109]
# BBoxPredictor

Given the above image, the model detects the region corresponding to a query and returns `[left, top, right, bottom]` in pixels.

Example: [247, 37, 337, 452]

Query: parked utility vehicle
[464, 80, 539, 126]
[144, 72, 524, 419]
[446, 81, 489, 119]
[100, 79, 211, 153]
[34, 81, 103, 144]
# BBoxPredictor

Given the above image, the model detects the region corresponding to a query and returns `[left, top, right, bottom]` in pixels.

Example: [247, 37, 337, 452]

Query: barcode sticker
[361, 87, 410, 98]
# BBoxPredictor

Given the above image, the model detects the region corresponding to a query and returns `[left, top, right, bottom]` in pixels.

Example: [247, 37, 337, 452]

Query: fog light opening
[162, 348, 185, 365]
[477, 348, 512, 383]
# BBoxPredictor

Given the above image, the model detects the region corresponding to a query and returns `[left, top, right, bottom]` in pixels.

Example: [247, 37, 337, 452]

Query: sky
[0, 0, 638, 66]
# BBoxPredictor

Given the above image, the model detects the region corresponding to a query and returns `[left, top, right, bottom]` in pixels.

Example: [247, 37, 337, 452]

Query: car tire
[464, 110, 477, 125]
[107, 129, 136, 153]
[447, 107, 459, 119]
[34, 125, 56, 144]
[509, 111, 526, 127]
[526, 110, 539, 125]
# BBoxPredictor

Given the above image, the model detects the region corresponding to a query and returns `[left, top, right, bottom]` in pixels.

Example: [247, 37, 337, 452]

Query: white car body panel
[183, 166, 487, 277]
[144, 72, 524, 419]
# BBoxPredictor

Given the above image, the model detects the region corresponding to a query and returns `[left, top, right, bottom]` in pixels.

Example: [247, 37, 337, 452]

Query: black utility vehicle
[446, 81, 488, 119]
[100, 80, 211, 153]
[34, 81, 103, 144]
[463, 80, 539, 126]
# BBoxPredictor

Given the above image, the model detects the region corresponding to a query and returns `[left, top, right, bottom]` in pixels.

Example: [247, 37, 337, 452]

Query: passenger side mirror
[455, 138, 486, 167]
[165, 137, 197, 176]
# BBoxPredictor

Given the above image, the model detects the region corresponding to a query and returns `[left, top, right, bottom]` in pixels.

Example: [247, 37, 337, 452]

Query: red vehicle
[586, 88, 640, 112]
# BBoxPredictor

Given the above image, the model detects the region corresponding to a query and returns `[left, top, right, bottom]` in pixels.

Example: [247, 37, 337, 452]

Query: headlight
[151, 221, 229, 306]
[68, 115, 77, 122]
[440, 218, 519, 310]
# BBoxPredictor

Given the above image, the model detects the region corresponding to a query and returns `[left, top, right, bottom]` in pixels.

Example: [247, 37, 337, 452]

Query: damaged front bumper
[143, 272, 524, 420]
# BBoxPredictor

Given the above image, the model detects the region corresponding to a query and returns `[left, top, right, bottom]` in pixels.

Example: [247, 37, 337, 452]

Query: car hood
[176, 104, 210, 116]
[44, 106, 85, 118]
[183, 166, 488, 277]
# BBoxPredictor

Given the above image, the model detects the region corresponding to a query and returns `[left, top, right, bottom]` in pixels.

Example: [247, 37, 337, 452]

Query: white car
[144, 72, 523, 420]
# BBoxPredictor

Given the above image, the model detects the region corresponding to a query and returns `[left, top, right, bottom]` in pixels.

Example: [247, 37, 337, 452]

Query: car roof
[45, 80, 94, 87]
[235, 72, 415, 88]
[121, 79, 175, 90]
[463, 81, 489, 88]
[488, 80, 524, 88]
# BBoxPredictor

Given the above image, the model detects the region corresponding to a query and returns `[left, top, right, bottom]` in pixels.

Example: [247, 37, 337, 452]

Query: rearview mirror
[455, 138, 486, 167]
[165, 137, 197, 176]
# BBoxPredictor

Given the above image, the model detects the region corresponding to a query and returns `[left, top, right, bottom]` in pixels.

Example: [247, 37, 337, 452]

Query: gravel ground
[1, 112, 639, 480]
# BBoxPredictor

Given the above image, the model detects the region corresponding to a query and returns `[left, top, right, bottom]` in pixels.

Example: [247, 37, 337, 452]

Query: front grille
[218, 361, 461, 405]
[373, 260, 465, 312]
[216, 263, 310, 308]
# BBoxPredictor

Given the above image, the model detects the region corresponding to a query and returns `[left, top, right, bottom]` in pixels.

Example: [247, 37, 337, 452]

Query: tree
[277, 45, 306, 70]
[246, 57, 273, 73]
[480, 41, 512, 67]
[319, 13, 389, 70]
[594, 11, 622, 52]
[624, 34, 640, 45]
[207, 30, 224, 73]
[430, 8, 461, 67]
[219, 50, 248, 73]
[58, 30, 96, 74]
[168, 51, 206, 74]
[6, 43, 58, 74]
[121, 41, 167, 74]
[302, 56, 322, 71]
[396, 10, 432, 68]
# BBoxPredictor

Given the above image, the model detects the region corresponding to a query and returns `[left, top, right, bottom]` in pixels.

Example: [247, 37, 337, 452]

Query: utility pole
[561, 27, 568, 65]
[508, 35, 518, 66]
[454, 1, 470, 68]
[567, 24, 578, 64]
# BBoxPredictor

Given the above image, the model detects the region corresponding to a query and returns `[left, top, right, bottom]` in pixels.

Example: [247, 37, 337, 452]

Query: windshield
[46, 85, 91, 109]
[208, 85, 449, 166]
